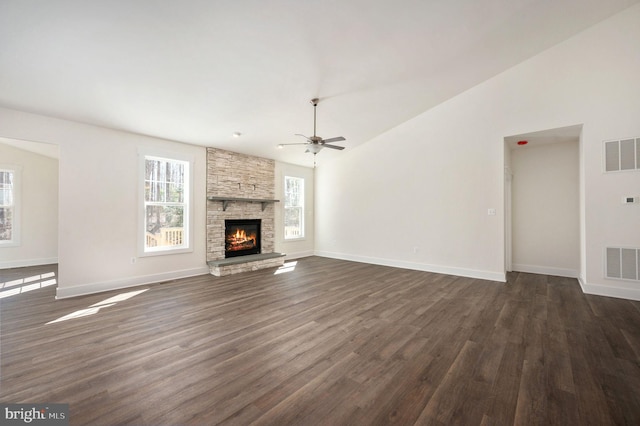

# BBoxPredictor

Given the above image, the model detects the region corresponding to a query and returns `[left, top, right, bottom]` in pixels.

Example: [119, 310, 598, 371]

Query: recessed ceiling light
[233, 132, 242, 138]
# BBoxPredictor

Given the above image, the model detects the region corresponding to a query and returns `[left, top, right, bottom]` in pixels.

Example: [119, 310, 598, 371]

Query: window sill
[284, 237, 306, 242]
[139, 246, 193, 257]
[0, 241, 20, 248]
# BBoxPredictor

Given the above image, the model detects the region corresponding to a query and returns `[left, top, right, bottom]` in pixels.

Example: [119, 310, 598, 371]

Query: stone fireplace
[206, 148, 285, 276]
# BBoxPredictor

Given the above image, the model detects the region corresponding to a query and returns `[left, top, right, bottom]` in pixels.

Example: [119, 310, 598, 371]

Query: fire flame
[226, 227, 257, 252]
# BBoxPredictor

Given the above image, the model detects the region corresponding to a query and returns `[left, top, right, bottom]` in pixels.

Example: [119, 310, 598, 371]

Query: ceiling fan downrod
[311, 98, 319, 138]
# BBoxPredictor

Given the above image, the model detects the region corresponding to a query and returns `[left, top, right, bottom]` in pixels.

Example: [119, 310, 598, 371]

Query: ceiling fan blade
[294, 133, 312, 141]
[322, 143, 345, 150]
[279, 142, 309, 146]
[322, 136, 345, 143]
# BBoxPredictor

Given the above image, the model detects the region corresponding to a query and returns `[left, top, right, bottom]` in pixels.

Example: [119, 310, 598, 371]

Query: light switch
[488, 208, 496, 216]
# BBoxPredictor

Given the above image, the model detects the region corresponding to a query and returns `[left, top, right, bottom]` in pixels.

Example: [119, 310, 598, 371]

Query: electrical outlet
[487, 208, 496, 216]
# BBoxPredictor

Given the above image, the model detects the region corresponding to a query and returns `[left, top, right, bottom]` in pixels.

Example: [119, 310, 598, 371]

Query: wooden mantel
[207, 196, 280, 212]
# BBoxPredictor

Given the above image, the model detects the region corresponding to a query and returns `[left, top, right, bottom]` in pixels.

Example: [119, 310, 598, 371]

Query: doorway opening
[504, 124, 582, 278]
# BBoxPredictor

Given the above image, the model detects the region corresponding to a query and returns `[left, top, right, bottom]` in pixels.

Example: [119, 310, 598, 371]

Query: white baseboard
[314, 251, 506, 282]
[55, 266, 210, 299]
[283, 250, 314, 260]
[0, 257, 58, 269]
[578, 278, 640, 301]
[511, 263, 579, 278]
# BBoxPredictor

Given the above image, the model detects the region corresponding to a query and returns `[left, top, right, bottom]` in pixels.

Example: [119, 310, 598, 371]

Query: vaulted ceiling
[1, 0, 638, 166]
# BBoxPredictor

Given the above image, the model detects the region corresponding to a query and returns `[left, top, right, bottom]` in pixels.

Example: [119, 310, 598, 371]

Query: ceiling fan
[278, 98, 346, 157]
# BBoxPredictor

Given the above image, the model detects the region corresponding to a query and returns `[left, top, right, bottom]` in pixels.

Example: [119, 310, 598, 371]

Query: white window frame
[0, 165, 21, 247]
[138, 150, 193, 256]
[284, 175, 305, 240]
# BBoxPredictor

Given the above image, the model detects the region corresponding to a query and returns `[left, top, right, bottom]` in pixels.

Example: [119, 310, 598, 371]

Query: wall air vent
[606, 247, 640, 281]
[604, 137, 640, 172]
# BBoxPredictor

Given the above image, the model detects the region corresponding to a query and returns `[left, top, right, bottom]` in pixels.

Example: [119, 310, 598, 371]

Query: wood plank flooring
[1, 257, 640, 425]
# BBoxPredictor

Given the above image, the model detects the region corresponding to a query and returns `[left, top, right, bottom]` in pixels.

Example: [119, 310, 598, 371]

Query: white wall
[0, 109, 208, 298]
[315, 4, 640, 299]
[0, 142, 58, 268]
[0, 5, 638, 300]
[511, 141, 580, 277]
[274, 161, 314, 259]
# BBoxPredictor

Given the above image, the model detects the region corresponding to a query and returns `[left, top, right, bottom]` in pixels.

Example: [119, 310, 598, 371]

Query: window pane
[166, 182, 184, 203]
[143, 155, 189, 253]
[0, 171, 13, 185]
[285, 176, 303, 207]
[0, 207, 12, 241]
[0, 171, 13, 207]
[0, 189, 12, 206]
[284, 176, 304, 239]
[284, 206, 303, 239]
[145, 205, 185, 249]
[145, 159, 186, 202]
[147, 180, 164, 202]
[0, 170, 15, 242]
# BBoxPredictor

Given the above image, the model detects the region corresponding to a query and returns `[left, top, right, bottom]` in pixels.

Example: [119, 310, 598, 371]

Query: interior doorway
[504, 125, 582, 278]
[0, 137, 59, 268]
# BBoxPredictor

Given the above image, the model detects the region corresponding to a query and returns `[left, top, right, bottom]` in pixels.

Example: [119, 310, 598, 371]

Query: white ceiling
[1, 0, 638, 167]
[505, 124, 583, 150]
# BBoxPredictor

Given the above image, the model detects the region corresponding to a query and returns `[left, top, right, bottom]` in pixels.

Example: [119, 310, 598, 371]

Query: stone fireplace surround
[206, 148, 285, 276]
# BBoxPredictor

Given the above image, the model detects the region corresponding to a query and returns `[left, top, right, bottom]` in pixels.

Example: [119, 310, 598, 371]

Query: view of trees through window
[0, 170, 14, 242]
[284, 176, 304, 239]
[144, 157, 188, 251]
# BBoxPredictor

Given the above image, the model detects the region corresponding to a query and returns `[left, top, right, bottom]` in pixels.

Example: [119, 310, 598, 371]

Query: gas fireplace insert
[225, 219, 261, 258]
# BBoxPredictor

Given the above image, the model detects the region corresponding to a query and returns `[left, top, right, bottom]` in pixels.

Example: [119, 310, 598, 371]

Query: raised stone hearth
[207, 253, 286, 277]
[206, 148, 284, 275]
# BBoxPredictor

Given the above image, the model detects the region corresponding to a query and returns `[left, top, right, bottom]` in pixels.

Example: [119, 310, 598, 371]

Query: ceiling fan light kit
[278, 98, 346, 165]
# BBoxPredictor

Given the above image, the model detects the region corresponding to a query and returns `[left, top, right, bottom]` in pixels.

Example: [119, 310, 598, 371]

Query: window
[142, 155, 190, 254]
[284, 176, 304, 240]
[0, 167, 20, 246]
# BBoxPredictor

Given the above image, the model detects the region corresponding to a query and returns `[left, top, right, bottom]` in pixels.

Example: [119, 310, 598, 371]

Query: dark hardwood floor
[1, 257, 640, 425]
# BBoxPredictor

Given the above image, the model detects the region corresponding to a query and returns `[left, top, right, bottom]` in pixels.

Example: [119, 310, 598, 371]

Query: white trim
[579, 279, 640, 301]
[511, 263, 579, 278]
[504, 166, 513, 272]
[0, 257, 58, 269]
[284, 250, 314, 260]
[55, 266, 209, 299]
[314, 250, 506, 282]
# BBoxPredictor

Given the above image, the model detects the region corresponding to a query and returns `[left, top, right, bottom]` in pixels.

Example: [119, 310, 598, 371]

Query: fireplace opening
[225, 219, 261, 258]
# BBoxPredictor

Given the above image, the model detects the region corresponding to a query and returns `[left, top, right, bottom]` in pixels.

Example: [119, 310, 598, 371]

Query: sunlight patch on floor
[46, 289, 149, 324]
[0, 272, 57, 299]
[274, 261, 298, 275]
